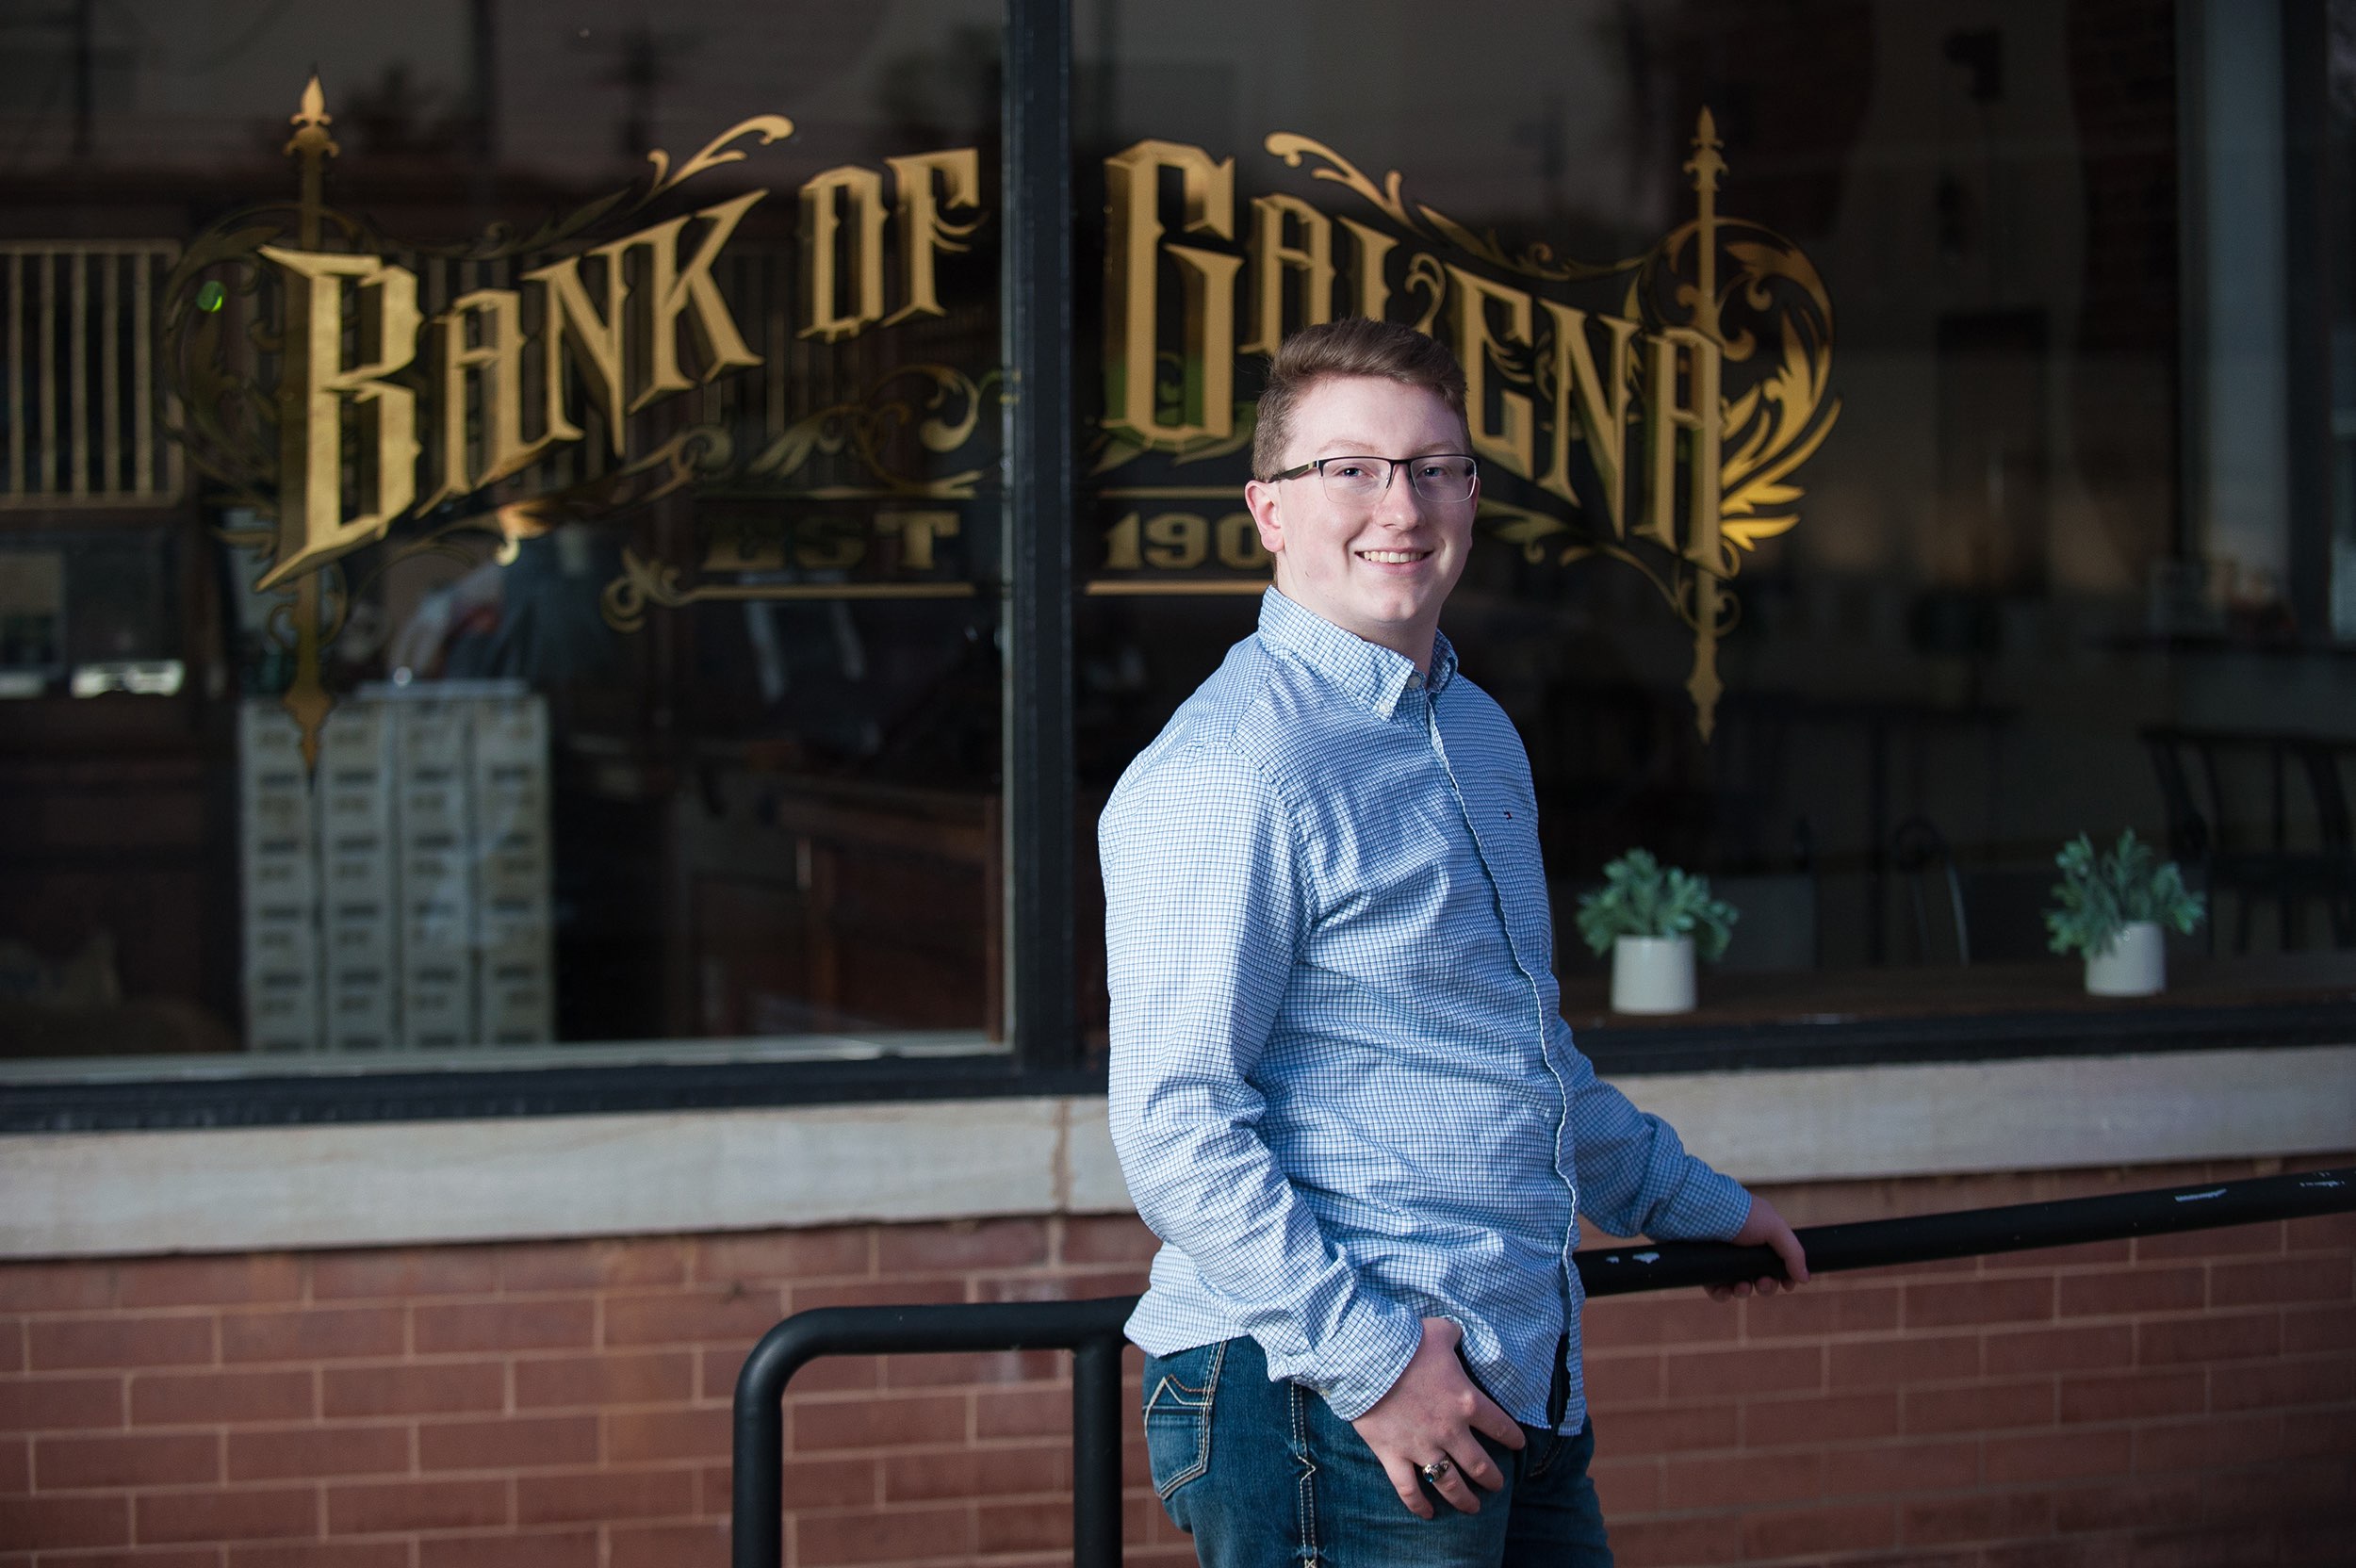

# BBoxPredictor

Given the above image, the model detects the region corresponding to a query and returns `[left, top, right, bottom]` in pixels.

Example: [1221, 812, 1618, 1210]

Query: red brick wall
[2, 1153, 2348, 1567]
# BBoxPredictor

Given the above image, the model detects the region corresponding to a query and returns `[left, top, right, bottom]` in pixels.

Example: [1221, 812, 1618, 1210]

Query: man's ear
[1244, 478, 1286, 560]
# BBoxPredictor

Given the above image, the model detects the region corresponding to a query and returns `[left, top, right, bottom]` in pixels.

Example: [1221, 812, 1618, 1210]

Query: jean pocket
[1141, 1340, 1225, 1499]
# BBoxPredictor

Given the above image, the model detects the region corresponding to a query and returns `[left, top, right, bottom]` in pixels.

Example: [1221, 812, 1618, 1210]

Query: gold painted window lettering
[801, 155, 985, 341]
[1537, 303, 1638, 531]
[800, 165, 890, 343]
[1103, 139, 1243, 449]
[1086, 110, 1840, 739]
[255, 248, 421, 589]
[884, 150, 985, 326]
[1243, 195, 1334, 356]
[152, 76, 1006, 764]
[426, 289, 540, 508]
[1447, 264, 1537, 481]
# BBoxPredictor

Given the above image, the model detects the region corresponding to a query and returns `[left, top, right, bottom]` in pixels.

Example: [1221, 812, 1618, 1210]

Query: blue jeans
[1142, 1336, 1614, 1568]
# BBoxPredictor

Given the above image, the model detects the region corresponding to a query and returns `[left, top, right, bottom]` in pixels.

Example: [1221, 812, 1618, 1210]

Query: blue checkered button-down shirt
[1104, 588, 1752, 1430]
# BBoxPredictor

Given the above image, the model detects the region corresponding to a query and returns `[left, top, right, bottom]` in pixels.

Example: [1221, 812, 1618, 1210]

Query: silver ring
[1420, 1459, 1454, 1484]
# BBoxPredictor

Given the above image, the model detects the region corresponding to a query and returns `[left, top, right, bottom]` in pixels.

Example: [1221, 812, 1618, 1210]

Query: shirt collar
[1256, 587, 1457, 719]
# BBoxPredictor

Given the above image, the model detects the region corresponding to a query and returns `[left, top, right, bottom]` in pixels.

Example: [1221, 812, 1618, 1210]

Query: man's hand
[1707, 1194, 1810, 1301]
[1350, 1316, 1526, 1519]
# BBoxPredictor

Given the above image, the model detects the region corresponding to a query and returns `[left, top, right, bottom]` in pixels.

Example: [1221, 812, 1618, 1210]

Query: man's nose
[1374, 466, 1426, 526]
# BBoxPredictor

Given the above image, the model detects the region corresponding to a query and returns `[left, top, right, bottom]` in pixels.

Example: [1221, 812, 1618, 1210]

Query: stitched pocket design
[1140, 1341, 1225, 1499]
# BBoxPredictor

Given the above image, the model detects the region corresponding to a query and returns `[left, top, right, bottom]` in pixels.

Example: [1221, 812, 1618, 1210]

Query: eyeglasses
[1264, 453, 1480, 505]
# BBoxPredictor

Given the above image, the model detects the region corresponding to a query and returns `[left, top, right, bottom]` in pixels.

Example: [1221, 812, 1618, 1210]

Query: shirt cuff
[1279, 1298, 1425, 1423]
[1654, 1162, 1756, 1243]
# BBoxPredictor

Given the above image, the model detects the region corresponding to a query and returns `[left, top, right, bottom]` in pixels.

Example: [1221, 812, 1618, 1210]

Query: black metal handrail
[732, 1166, 2353, 1568]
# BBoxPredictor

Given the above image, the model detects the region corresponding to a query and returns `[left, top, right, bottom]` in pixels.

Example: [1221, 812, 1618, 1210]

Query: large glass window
[2, 0, 2348, 1104]
[1069, 0, 2356, 1056]
[0, 1, 1008, 1068]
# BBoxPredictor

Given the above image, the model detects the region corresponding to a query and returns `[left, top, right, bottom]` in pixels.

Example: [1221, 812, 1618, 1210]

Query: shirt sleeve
[1549, 1016, 1754, 1242]
[1103, 741, 1422, 1420]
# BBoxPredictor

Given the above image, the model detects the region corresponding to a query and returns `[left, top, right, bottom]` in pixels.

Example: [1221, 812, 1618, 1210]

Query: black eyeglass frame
[1261, 452, 1481, 500]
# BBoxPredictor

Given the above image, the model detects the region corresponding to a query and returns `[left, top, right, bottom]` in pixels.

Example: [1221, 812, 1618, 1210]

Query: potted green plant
[1575, 849, 1738, 1014]
[2045, 829, 2205, 997]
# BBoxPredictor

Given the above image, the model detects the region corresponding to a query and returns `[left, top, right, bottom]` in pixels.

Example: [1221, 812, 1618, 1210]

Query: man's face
[1243, 375, 1479, 668]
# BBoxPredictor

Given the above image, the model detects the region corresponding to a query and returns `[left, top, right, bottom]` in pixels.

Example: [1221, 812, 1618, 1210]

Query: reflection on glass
[0, 1, 1009, 1067]
[1072, 0, 2356, 1058]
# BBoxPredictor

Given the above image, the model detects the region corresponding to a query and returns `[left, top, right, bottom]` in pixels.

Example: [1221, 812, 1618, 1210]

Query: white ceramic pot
[1612, 934, 1696, 1014]
[2085, 920, 2165, 997]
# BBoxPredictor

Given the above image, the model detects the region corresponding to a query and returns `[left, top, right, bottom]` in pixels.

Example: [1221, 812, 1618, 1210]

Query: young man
[1102, 318, 1808, 1566]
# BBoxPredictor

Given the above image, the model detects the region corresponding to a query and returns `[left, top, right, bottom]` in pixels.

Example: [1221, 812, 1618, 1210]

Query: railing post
[1072, 1331, 1125, 1568]
[731, 1321, 798, 1568]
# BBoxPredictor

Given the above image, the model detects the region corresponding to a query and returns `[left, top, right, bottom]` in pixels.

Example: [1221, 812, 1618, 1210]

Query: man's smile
[1356, 548, 1431, 564]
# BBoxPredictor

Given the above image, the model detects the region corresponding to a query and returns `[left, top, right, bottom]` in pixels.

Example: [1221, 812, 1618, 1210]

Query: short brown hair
[1252, 318, 1469, 480]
